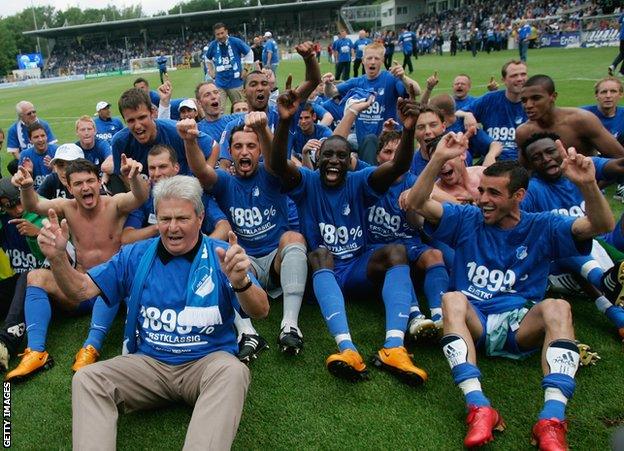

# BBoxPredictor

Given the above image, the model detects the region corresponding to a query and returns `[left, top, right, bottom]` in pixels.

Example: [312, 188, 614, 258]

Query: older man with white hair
[37, 174, 269, 450]
[6, 101, 56, 159]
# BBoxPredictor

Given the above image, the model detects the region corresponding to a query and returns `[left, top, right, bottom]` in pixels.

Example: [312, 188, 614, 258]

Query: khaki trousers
[218, 87, 244, 114]
[72, 351, 250, 451]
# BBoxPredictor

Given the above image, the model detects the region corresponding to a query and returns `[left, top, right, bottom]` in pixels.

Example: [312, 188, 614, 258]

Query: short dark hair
[524, 74, 555, 95]
[66, 158, 100, 184]
[416, 104, 445, 123]
[27, 122, 46, 138]
[520, 132, 560, 156]
[230, 100, 248, 114]
[377, 131, 401, 154]
[213, 22, 226, 31]
[483, 160, 529, 194]
[195, 81, 216, 100]
[501, 60, 525, 78]
[429, 94, 456, 117]
[118, 88, 152, 118]
[456, 73, 471, 81]
[319, 135, 352, 153]
[244, 70, 267, 88]
[133, 77, 149, 86]
[301, 102, 316, 116]
[148, 144, 178, 165]
[230, 123, 247, 143]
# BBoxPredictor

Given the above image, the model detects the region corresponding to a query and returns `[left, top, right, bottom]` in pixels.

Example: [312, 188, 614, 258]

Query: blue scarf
[214, 38, 239, 74]
[123, 235, 222, 354]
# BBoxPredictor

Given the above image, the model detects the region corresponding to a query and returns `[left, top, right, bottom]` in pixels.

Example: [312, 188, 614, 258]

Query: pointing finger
[227, 230, 238, 247]
[285, 74, 293, 91]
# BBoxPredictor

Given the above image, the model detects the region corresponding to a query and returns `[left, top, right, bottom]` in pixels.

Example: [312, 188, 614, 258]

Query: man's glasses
[23, 110, 36, 116]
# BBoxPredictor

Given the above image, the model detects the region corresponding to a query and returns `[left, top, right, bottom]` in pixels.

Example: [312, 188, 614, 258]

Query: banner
[85, 71, 123, 79]
[539, 32, 581, 48]
[16, 53, 43, 69]
[582, 28, 620, 48]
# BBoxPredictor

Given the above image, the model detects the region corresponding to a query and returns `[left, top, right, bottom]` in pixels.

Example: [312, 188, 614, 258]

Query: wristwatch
[232, 275, 252, 293]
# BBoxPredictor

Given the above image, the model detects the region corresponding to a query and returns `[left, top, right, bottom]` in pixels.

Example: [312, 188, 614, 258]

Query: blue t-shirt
[262, 39, 279, 65]
[219, 106, 280, 160]
[76, 138, 112, 170]
[288, 124, 332, 158]
[88, 237, 248, 365]
[94, 116, 125, 144]
[454, 95, 476, 111]
[156, 56, 168, 71]
[426, 203, 590, 314]
[353, 38, 372, 59]
[398, 31, 417, 54]
[465, 90, 527, 161]
[206, 37, 251, 90]
[18, 144, 58, 189]
[287, 166, 381, 262]
[211, 165, 289, 257]
[198, 115, 240, 142]
[519, 24, 532, 41]
[321, 99, 344, 130]
[581, 105, 624, 138]
[521, 157, 610, 216]
[337, 72, 407, 144]
[447, 118, 494, 163]
[125, 191, 226, 236]
[367, 174, 421, 248]
[0, 215, 39, 273]
[333, 38, 354, 63]
[409, 151, 429, 177]
[111, 119, 214, 176]
[7, 119, 57, 153]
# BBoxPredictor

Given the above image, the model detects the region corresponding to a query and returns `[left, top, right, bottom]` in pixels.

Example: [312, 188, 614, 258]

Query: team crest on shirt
[515, 245, 528, 260]
[252, 186, 260, 197]
[515, 116, 524, 125]
[378, 88, 385, 96]
[342, 203, 351, 215]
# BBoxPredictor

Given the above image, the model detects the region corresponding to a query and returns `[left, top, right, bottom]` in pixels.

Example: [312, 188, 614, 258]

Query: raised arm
[420, 71, 439, 105]
[115, 154, 150, 214]
[244, 112, 273, 169]
[177, 119, 219, 191]
[556, 141, 616, 240]
[403, 132, 471, 225]
[295, 41, 322, 101]
[12, 166, 65, 217]
[368, 97, 419, 193]
[38, 209, 102, 304]
[333, 96, 374, 138]
[272, 91, 303, 191]
[389, 63, 421, 98]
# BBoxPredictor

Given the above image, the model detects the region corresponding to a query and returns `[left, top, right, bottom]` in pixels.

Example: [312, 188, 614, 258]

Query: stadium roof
[23, 0, 348, 38]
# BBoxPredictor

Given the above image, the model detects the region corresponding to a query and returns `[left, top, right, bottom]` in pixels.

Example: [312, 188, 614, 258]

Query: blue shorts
[334, 247, 377, 296]
[601, 213, 624, 251]
[406, 241, 431, 263]
[473, 304, 538, 360]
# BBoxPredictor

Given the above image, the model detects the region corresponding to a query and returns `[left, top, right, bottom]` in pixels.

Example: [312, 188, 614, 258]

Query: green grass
[2, 47, 624, 450]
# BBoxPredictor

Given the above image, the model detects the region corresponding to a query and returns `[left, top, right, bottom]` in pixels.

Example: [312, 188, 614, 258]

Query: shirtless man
[516, 74, 624, 159]
[5, 155, 148, 381]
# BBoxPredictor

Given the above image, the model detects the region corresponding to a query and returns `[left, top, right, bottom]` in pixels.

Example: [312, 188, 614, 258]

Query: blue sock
[452, 362, 491, 407]
[84, 297, 120, 351]
[423, 264, 449, 311]
[382, 265, 411, 348]
[586, 267, 603, 288]
[312, 269, 355, 352]
[540, 373, 576, 420]
[24, 286, 52, 352]
[408, 289, 422, 321]
[606, 305, 624, 328]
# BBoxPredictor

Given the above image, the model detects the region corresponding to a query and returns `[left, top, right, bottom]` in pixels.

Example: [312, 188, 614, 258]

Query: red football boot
[531, 418, 568, 451]
[464, 405, 506, 448]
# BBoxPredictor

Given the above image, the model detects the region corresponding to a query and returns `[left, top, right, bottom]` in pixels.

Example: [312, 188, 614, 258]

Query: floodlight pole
[31, 2, 42, 55]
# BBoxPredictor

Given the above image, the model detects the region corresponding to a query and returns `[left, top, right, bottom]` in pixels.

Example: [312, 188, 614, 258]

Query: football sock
[441, 334, 490, 407]
[279, 243, 307, 331]
[312, 269, 355, 352]
[540, 340, 579, 421]
[595, 295, 612, 313]
[423, 264, 449, 311]
[605, 305, 624, 328]
[233, 310, 258, 337]
[381, 265, 410, 348]
[24, 286, 51, 352]
[84, 297, 120, 351]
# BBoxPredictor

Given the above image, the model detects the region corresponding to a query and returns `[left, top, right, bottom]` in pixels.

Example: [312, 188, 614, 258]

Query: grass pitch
[1, 46, 624, 450]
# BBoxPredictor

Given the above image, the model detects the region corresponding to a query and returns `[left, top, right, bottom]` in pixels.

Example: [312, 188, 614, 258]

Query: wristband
[18, 183, 34, 191]
[232, 275, 252, 293]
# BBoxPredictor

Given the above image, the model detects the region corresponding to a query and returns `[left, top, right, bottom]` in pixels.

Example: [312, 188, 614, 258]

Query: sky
[3, 0, 181, 18]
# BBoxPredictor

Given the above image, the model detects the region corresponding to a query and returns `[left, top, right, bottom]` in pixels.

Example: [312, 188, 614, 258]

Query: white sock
[595, 295, 612, 314]
[234, 310, 257, 337]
